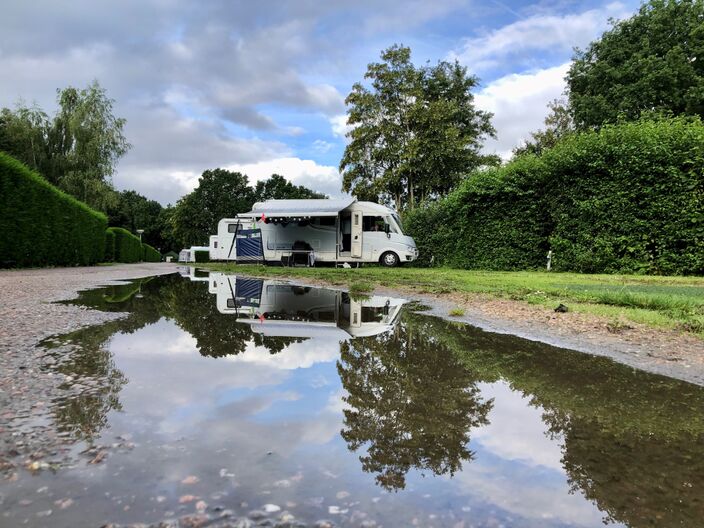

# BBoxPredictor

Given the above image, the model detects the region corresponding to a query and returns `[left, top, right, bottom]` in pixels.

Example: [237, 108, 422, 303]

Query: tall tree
[567, 0, 704, 129]
[0, 80, 130, 211]
[340, 45, 496, 211]
[171, 171, 326, 248]
[106, 190, 165, 249]
[253, 173, 326, 201]
[172, 169, 255, 248]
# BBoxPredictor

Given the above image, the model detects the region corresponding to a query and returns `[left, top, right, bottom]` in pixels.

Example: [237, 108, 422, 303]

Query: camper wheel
[380, 251, 399, 267]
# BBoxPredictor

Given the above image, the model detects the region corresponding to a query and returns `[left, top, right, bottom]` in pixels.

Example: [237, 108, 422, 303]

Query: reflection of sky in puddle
[3, 273, 702, 527]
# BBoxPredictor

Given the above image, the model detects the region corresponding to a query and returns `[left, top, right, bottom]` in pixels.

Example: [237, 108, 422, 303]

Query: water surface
[1, 271, 703, 527]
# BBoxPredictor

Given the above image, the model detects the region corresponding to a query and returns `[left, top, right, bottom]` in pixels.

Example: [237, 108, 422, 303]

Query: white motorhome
[178, 245, 210, 263]
[209, 198, 418, 267]
[208, 272, 406, 339]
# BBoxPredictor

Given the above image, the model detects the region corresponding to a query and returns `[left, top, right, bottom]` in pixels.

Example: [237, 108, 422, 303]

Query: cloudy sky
[0, 0, 637, 205]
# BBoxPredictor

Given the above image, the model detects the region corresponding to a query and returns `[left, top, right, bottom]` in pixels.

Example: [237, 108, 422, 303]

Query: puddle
[1, 271, 703, 527]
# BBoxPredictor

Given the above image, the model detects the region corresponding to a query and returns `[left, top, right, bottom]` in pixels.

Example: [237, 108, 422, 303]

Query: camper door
[351, 211, 362, 257]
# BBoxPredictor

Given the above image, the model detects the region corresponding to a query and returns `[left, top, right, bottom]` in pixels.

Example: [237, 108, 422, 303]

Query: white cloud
[475, 63, 570, 158]
[226, 157, 343, 198]
[329, 114, 353, 141]
[453, 2, 630, 71]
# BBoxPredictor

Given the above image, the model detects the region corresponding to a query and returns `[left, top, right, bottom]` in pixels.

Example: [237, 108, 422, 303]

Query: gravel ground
[0, 263, 179, 481]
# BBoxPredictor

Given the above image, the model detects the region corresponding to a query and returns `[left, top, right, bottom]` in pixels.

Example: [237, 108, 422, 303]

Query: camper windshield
[390, 214, 405, 235]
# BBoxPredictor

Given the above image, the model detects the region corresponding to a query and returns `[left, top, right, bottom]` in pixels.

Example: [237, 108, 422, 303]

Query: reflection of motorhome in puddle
[208, 272, 405, 339]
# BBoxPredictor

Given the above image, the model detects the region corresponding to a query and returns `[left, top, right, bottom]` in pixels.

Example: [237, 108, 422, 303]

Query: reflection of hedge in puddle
[405, 310, 704, 438]
[394, 311, 704, 526]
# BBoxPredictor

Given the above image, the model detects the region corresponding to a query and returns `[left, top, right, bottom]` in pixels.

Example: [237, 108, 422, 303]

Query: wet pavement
[1, 269, 703, 527]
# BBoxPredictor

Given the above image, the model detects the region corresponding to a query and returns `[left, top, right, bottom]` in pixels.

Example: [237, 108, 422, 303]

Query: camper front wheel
[380, 251, 399, 267]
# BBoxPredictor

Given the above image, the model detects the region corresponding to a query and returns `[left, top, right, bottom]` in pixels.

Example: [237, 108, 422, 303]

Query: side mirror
[384, 224, 390, 233]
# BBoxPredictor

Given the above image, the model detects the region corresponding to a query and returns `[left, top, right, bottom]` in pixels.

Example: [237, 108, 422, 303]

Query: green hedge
[0, 152, 106, 267]
[543, 118, 704, 274]
[108, 227, 142, 263]
[104, 229, 116, 262]
[405, 117, 704, 275]
[142, 243, 161, 262]
[194, 250, 210, 263]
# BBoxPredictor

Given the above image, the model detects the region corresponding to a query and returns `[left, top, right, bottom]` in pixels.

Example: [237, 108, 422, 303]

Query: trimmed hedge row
[405, 117, 704, 275]
[104, 229, 116, 262]
[142, 243, 161, 262]
[108, 227, 142, 263]
[0, 152, 107, 267]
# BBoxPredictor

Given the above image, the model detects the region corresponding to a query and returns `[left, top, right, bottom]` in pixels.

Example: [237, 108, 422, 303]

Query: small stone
[37, 510, 52, 517]
[335, 491, 350, 500]
[179, 495, 198, 504]
[195, 500, 207, 512]
[249, 510, 268, 520]
[54, 498, 74, 509]
[178, 514, 209, 528]
[181, 475, 200, 485]
[263, 504, 281, 513]
[314, 521, 334, 528]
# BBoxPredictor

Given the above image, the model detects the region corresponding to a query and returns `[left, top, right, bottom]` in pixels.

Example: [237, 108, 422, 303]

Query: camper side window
[227, 224, 239, 233]
[363, 216, 387, 232]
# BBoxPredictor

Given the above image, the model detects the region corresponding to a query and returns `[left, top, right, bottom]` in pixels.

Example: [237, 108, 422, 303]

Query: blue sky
[0, 0, 640, 204]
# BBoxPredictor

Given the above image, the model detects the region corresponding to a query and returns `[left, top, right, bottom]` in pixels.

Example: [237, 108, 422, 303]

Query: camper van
[209, 198, 418, 267]
[208, 272, 406, 339]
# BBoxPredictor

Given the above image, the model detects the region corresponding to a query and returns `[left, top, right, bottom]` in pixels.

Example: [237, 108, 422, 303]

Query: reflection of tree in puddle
[413, 312, 704, 527]
[50, 275, 304, 441]
[338, 315, 493, 491]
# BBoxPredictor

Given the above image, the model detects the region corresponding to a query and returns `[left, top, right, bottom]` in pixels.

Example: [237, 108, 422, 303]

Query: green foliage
[142, 243, 161, 262]
[544, 117, 704, 274]
[406, 154, 551, 270]
[0, 81, 130, 211]
[104, 229, 115, 262]
[108, 227, 142, 263]
[254, 174, 326, 201]
[340, 44, 496, 210]
[107, 190, 165, 250]
[194, 250, 210, 263]
[171, 170, 324, 249]
[406, 117, 704, 275]
[0, 152, 106, 267]
[567, 0, 704, 129]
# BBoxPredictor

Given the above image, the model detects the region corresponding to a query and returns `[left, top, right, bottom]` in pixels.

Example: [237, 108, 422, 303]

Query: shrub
[0, 152, 106, 267]
[109, 227, 142, 263]
[406, 155, 550, 270]
[405, 117, 704, 275]
[194, 249, 210, 263]
[543, 118, 704, 275]
[104, 229, 115, 262]
[142, 243, 161, 262]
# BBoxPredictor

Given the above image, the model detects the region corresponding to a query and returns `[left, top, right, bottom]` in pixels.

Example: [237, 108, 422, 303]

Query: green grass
[196, 264, 704, 336]
[449, 307, 466, 317]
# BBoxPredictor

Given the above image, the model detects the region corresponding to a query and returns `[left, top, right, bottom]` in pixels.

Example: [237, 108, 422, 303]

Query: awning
[249, 198, 356, 217]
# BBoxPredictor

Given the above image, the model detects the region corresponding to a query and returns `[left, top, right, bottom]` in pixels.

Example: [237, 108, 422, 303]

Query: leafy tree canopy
[340, 45, 496, 211]
[0, 80, 130, 211]
[254, 173, 326, 201]
[171, 170, 326, 248]
[567, 0, 704, 129]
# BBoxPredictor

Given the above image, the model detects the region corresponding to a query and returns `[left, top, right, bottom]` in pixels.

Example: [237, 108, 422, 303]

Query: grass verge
[195, 263, 704, 336]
